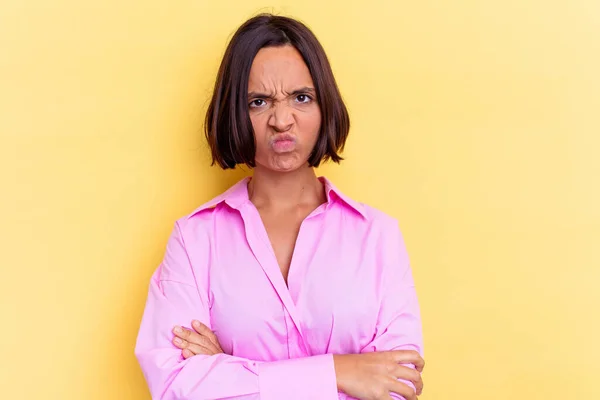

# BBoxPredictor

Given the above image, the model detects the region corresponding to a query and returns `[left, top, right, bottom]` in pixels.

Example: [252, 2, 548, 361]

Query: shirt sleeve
[359, 219, 424, 400]
[134, 221, 339, 400]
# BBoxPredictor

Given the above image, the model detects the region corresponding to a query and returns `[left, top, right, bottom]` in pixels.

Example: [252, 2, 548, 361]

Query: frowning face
[247, 45, 322, 172]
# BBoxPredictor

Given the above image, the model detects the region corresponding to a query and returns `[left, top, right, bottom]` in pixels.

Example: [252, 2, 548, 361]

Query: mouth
[271, 134, 297, 153]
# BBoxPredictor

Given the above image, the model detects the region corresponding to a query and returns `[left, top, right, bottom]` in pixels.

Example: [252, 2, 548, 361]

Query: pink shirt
[135, 177, 423, 400]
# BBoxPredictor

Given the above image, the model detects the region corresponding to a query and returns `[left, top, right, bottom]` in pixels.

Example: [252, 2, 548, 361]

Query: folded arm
[134, 222, 339, 400]
[358, 220, 424, 400]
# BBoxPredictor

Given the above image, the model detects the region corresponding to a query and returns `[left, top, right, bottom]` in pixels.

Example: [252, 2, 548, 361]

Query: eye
[249, 99, 267, 108]
[295, 94, 312, 104]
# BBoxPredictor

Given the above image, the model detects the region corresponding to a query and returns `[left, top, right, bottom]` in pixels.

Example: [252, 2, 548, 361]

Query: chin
[258, 155, 309, 173]
[270, 162, 303, 172]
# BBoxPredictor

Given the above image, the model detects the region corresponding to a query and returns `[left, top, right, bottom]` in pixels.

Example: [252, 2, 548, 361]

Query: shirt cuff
[258, 354, 338, 400]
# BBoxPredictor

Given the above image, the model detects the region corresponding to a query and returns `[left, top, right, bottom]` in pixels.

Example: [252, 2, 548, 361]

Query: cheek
[302, 109, 322, 140]
[250, 114, 267, 141]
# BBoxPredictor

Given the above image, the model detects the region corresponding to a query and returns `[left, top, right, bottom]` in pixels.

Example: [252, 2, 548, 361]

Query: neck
[248, 165, 325, 210]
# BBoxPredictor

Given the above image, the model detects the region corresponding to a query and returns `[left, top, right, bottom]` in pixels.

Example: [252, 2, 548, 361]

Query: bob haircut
[205, 14, 350, 169]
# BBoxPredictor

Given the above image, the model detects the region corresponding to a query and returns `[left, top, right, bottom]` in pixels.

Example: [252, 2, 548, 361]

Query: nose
[268, 102, 294, 132]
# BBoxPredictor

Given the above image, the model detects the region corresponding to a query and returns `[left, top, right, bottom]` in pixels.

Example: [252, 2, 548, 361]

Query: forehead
[248, 45, 314, 89]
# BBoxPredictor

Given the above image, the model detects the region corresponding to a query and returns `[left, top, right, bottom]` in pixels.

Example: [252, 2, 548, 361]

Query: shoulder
[360, 202, 398, 224]
[323, 176, 400, 229]
[172, 195, 231, 246]
[331, 192, 406, 250]
[359, 202, 404, 237]
[176, 178, 250, 233]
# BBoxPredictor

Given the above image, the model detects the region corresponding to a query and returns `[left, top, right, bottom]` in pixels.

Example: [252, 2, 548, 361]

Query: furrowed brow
[289, 87, 316, 96]
[247, 91, 275, 99]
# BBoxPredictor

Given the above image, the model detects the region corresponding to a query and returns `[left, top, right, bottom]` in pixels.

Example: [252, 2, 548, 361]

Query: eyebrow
[248, 87, 316, 99]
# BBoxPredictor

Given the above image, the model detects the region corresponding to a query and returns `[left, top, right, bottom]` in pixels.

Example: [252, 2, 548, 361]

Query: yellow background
[1, 0, 598, 399]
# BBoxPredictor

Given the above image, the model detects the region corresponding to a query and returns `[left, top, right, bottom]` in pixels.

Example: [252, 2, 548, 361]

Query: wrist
[332, 354, 346, 392]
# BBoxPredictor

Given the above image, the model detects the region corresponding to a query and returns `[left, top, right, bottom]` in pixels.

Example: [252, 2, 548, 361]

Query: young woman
[135, 14, 424, 400]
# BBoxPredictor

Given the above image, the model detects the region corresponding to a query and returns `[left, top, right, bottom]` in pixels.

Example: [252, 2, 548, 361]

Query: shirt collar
[187, 176, 367, 219]
[320, 176, 367, 219]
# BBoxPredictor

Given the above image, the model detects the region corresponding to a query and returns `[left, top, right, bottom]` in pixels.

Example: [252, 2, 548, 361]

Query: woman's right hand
[333, 350, 424, 400]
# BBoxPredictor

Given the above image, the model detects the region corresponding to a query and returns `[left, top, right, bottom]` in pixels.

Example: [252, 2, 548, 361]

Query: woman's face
[247, 45, 322, 172]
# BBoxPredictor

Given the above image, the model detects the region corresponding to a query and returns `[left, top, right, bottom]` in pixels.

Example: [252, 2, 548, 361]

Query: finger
[173, 326, 221, 354]
[388, 379, 416, 400]
[392, 365, 423, 396]
[192, 320, 223, 351]
[172, 337, 218, 356]
[389, 350, 425, 372]
[173, 325, 209, 348]
[185, 342, 217, 356]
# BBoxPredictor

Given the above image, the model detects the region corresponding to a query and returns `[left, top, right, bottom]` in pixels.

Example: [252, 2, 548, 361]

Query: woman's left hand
[172, 320, 224, 359]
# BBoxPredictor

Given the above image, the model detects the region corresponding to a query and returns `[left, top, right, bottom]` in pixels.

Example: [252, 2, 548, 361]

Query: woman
[135, 14, 424, 400]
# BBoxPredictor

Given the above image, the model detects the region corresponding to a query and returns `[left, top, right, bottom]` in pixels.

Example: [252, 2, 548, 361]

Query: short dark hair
[205, 14, 350, 169]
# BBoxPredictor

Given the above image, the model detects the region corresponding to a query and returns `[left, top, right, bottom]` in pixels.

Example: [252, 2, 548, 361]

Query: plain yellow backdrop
[1, 1, 598, 399]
